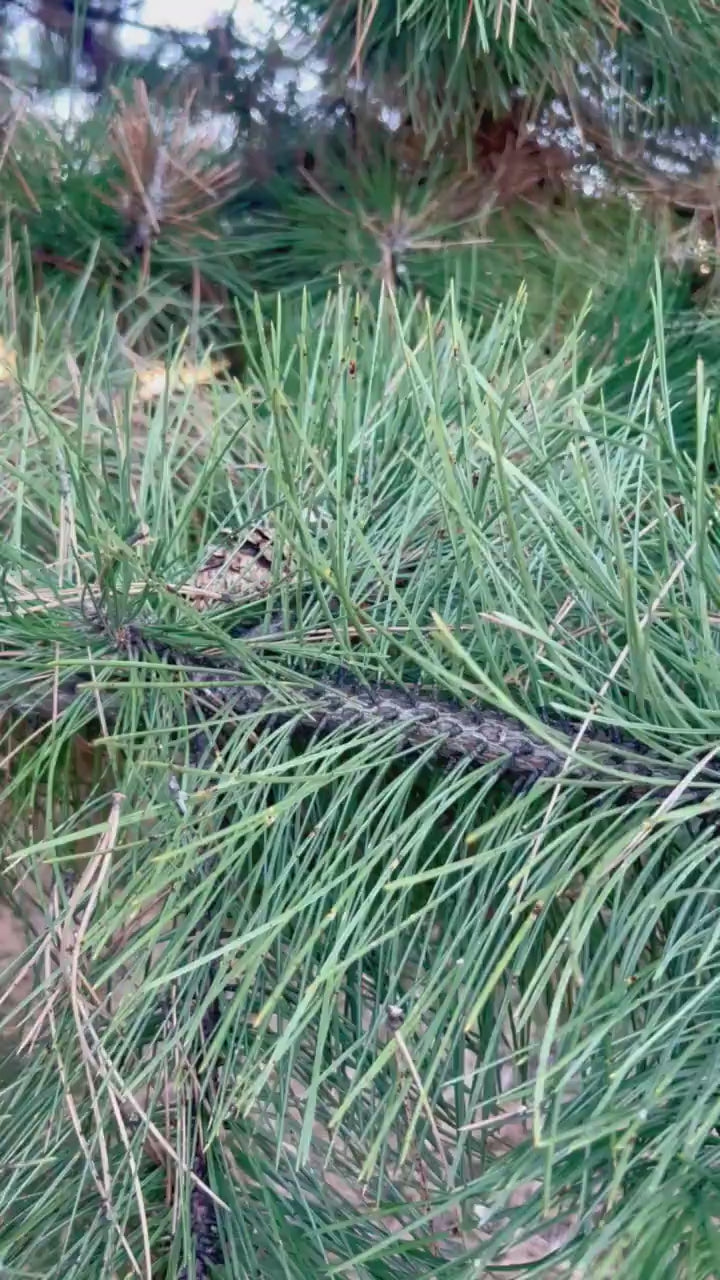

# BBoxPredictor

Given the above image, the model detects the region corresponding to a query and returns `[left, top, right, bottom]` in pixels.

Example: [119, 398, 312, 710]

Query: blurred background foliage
[0, 0, 718, 451]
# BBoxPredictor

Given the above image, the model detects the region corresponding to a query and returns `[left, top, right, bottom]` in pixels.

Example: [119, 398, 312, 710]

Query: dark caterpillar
[4, 625, 720, 807]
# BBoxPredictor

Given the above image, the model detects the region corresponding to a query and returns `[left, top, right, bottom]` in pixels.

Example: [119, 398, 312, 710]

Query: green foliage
[299, 0, 720, 130]
[2, 0, 720, 1273]
[0, 100, 253, 352]
[3, 63, 716, 449]
[2, 280, 720, 1274]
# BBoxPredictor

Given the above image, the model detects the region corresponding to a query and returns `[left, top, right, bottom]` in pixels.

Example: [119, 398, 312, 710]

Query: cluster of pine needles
[1, 259, 720, 1277]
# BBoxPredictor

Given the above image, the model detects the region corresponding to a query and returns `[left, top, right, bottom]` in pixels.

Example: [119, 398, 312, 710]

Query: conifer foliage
[2, 3, 720, 1278]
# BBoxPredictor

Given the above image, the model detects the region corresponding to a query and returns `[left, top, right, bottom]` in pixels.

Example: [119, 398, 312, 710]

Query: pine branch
[177, 995, 224, 1280]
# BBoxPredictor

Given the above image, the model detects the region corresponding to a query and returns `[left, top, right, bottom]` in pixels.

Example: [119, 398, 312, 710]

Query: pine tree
[2, 4, 720, 1276]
